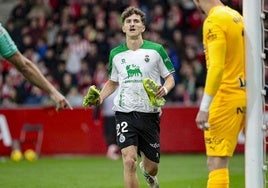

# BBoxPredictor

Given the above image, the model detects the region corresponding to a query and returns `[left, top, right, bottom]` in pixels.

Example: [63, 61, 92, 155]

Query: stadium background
[0, 0, 243, 156]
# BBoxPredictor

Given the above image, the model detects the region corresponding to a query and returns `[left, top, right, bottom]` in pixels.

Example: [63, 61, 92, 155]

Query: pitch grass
[0, 154, 245, 188]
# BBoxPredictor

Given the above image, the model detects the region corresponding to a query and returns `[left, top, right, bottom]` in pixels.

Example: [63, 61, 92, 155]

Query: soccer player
[96, 6, 175, 188]
[0, 23, 72, 111]
[193, 0, 246, 187]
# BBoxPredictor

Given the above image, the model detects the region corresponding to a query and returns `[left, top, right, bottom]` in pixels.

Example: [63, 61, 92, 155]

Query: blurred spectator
[107, 10, 121, 32]
[163, 4, 183, 41]
[83, 24, 97, 43]
[43, 47, 57, 72]
[26, 18, 44, 45]
[169, 83, 191, 105]
[179, 60, 197, 104]
[92, 4, 106, 31]
[51, 32, 67, 57]
[20, 33, 34, 54]
[36, 38, 48, 60]
[149, 4, 165, 33]
[107, 32, 125, 49]
[24, 86, 50, 106]
[66, 33, 90, 74]
[93, 61, 108, 88]
[94, 31, 110, 61]
[60, 72, 75, 96]
[10, 0, 31, 26]
[76, 59, 93, 95]
[36, 60, 49, 75]
[27, 0, 52, 23]
[1, 74, 19, 107]
[5, 20, 24, 51]
[2, 86, 19, 108]
[45, 19, 60, 47]
[83, 43, 102, 75]
[23, 47, 40, 64]
[52, 59, 67, 84]
[66, 86, 83, 107]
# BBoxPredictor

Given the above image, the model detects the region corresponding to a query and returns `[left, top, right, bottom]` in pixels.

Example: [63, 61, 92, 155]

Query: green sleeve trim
[0, 24, 18, 59]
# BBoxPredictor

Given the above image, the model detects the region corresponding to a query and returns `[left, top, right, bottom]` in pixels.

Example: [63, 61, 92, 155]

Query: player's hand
[56, 98, 73, 111]
[195, 110, 210, 130]
[156, 86, 168, 98]
[50, 91, 73, 112]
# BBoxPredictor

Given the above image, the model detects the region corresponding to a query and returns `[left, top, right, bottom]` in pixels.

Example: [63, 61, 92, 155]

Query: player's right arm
[99, 80, 119, 105]
[196, 17, 226, 130]
[199, 16, 226, 110]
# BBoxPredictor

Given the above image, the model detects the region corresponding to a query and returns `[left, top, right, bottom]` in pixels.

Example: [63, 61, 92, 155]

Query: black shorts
[115, 111, 160, 163]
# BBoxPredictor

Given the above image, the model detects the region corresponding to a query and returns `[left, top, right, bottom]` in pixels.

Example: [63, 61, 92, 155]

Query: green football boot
[143, 78, 166, 107]
[82, 85, 100, 107]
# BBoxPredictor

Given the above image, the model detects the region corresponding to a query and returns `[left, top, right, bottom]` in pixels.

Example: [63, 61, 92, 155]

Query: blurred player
[94, 6, 175, 188]
[193, 0, 246, 187]
[93, 63, 120, 160]
[0, 23, 72, 111]
[102, 90, 120, 160]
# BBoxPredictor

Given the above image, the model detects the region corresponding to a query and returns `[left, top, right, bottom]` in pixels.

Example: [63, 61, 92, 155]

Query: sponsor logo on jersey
[126, 64, 143, 78]
[121, 59, 126, 64]
[207, 29, 217, 41]
[237, 106, 246, 114]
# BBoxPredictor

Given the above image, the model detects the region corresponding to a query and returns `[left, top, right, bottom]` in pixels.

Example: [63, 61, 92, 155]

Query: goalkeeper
[194, 0, 246, 187]
[83, 7, 175, 188]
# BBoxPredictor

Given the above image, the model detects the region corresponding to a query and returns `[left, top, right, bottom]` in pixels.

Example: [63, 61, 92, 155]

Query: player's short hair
[121, 6, 146, 25]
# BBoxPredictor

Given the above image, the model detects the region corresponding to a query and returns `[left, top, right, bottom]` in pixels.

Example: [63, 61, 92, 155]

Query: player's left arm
[156, 74, 175, 98]
[156, 45, 175, 98]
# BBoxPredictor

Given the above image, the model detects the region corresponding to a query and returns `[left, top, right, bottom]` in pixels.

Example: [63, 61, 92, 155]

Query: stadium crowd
[0, 0, 242, 108]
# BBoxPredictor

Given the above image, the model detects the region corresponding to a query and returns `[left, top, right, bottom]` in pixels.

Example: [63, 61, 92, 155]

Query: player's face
[122, 14, 145, 38]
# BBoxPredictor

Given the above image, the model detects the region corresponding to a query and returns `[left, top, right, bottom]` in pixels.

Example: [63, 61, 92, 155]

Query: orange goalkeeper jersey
[203, 6, 246, 101]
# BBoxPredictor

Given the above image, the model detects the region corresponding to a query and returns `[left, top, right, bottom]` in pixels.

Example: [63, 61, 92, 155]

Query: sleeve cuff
[200, 94, 213, 112]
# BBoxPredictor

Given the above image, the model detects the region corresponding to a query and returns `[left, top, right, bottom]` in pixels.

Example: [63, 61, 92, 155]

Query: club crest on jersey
[144, 55, 150, 63]
[119, 134, 125, 143]
[126, 64, 143, 78]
